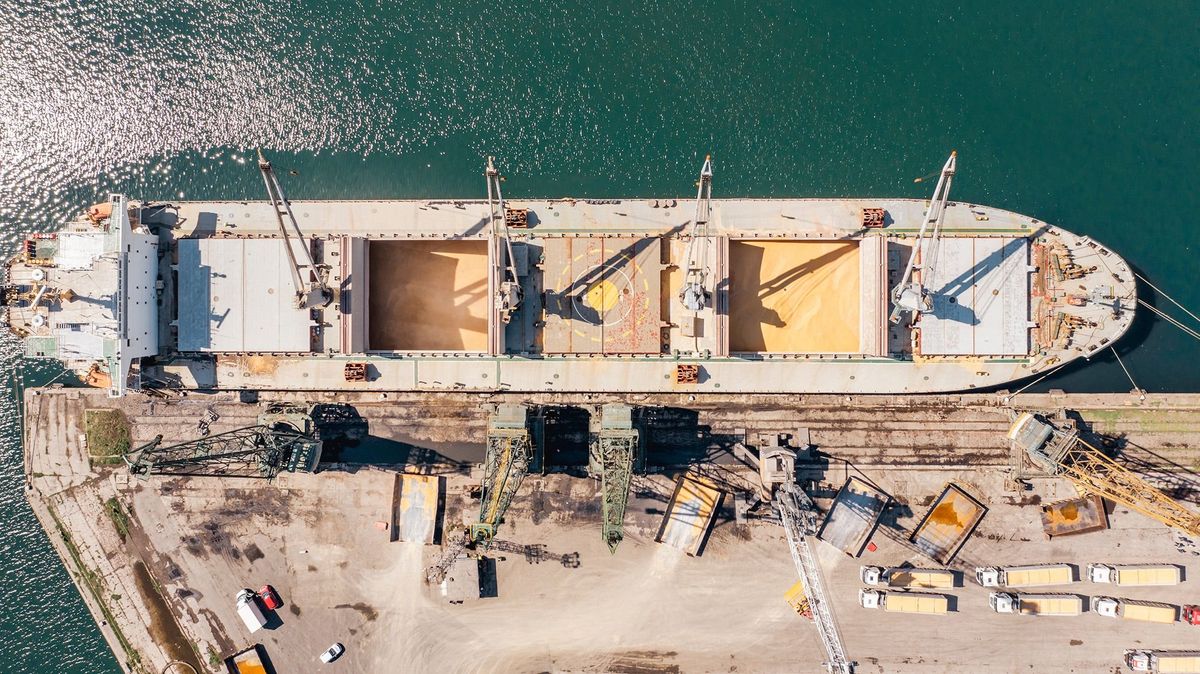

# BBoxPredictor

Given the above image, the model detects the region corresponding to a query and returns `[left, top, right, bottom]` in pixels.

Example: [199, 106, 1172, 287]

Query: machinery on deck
[256, 150, 331, 309]
[486, 156, 524, 324]
[890, 151, 957, 323]
[123, 402, 351, 478]
[470, 404, 543, 545]
[679, 155, 714, 313]
[1008, 412, 1200, 536]
[588, 404, 645, 553]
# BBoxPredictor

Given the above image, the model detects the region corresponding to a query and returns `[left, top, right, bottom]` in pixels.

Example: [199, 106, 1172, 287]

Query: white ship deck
[5, 190, 1138, 395]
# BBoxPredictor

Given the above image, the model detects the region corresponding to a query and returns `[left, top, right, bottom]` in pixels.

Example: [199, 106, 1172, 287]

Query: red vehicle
[1184, 605, 1200, 626]
[258, 585, 282, 611]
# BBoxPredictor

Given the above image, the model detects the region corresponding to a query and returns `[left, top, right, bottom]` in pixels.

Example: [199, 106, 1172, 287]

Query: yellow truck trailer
[1093, 597, 1178, 624]
[976, 563, 1074, 588]
[861, 566, 955, 589]
[1088, 563, 1181, 586]
[1125, 650, 1200, 673]
[859, 589, 949, 615]
[990, 592, 1082, 616]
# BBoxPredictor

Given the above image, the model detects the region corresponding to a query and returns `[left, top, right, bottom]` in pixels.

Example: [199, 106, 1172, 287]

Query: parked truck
[859, 589, 949, 615]
[989, 592, 1082, 616]
[976, 563, 1074, 588]
[860, 566, 955, 589]
[1089, 563, 1181, 587]
[236, 589, 268, 633]
[1093, 597, 1179, 624]
[1124, 649, 1200, 673]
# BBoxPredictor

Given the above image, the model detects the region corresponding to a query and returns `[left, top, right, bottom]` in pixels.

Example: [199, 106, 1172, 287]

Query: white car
[320, 643, 345, 664]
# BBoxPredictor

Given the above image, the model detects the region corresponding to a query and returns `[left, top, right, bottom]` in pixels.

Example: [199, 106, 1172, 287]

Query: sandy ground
[367, 240, 489, 351]
[729, 241, 860, 353]
[23, 389, 1200, 674]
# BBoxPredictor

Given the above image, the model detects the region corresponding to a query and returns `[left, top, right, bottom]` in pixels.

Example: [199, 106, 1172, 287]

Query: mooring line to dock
[1138, 299, 1200, 342]
[1002, 361, 1069, 406]
[1135, 272, 1200, 326]
[1112, 349, 1146, 401]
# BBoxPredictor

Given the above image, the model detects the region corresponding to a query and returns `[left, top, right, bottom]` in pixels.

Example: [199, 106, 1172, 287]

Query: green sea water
[0, 1, 1197, 670]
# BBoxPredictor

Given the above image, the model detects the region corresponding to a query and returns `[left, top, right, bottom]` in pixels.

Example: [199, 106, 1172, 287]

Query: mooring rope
[1138, 299, 1200, 342]
[1136, 272, 1200, 326]
[1112, 348, 1146, 401]
[1002, 360, 1069, 406]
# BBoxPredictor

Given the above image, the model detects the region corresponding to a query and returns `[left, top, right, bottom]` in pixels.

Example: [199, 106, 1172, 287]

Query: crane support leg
[472, 404, 542, 547]
[588, 404, 644, 553]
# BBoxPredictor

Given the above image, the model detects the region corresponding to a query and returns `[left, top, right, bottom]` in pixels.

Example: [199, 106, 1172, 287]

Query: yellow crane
[1008, 412, 1200, 536]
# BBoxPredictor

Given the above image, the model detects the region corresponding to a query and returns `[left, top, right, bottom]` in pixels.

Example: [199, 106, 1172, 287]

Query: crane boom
[777, 481, 855, 674]
[679, 155, 714, 312]
[889, 151, 956, 323]
[257, 150, 331, 309]
[486, 157, 523, 323]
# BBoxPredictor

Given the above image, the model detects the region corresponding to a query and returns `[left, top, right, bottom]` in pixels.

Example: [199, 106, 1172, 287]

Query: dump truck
[1089, 563, 1181, 586]
[989, 592, 1082, 616]
[236, 589, 267, 633]
[976, 563, 1074, 588]
[226, 645, 268, 674]
[861, 566, 954, 589]
[1093, 597, 1178, 624]
[1124, 649, 1200, 673]
[859, 589, 949, 615]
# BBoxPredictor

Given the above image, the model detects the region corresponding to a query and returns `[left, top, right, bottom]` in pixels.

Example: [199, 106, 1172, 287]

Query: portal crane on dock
[679, 155, 714, 312]
[486, 157, 523, 323]
[777, 478, 855, 674]
[123, 403, 328, 478]
[588, 404, 644, 553]
[256, 150, 331, 309]
[1009, 412, 1200, 536]
[890, 151, 956, 324]
[470, 404, 543, 545]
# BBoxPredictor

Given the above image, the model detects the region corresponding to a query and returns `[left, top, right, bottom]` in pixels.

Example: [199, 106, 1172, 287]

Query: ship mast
[679, 155, 714, 312]
[889, 151, 956, 323]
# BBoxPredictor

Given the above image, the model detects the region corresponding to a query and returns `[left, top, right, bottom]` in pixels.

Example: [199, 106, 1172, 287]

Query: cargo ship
[2, 152, 1136, 396]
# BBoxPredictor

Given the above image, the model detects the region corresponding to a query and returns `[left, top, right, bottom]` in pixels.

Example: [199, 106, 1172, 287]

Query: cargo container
[989, 592, 1082, 616]
[860, 566, 955, 589]
[1093, 597, 1178, 624]
[976, 563, 1074, 588]
[859, 589, 949, 615]
[236, 589, 268, 633]
[1124, 649, 1200, 673]
[1089, 564, 1181, 587]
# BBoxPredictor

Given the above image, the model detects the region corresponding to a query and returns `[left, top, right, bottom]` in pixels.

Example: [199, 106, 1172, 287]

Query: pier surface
[24, 388, 1200, 673]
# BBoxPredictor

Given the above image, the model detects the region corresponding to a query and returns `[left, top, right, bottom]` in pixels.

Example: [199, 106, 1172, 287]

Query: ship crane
[679, 155, 714, 312]
[257, 150, 331, 309]
[889, 151, 957, 323]
[777, 478, 855, 674]
[1010, 412, 1200, 536]
[486, 157, 523, 323]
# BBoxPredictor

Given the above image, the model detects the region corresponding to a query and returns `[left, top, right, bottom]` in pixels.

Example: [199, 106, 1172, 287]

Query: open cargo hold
[367, 240, 490, 351]
[816, 476, 891, 557]
[226, 645, 268, 674]
[910, 483, 987, 564]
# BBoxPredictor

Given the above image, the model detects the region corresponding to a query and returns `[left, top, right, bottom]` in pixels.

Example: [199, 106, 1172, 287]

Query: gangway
[777, 479, 855, 674]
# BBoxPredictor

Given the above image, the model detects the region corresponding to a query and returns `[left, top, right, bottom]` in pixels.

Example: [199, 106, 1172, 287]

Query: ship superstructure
[3, 154, 1136, 396]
